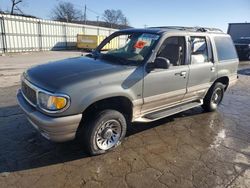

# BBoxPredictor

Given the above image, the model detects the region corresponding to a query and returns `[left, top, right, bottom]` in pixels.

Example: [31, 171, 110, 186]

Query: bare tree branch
[10, 0, 23, 15]
[51, 1, 81, 23]
[102, 9, 129, 28]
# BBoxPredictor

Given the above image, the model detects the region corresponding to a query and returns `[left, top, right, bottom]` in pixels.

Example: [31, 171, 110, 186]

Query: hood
[25, 56, 132, 91]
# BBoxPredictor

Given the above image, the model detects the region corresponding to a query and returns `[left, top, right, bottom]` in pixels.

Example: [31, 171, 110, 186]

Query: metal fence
[0, 14, 118, 53]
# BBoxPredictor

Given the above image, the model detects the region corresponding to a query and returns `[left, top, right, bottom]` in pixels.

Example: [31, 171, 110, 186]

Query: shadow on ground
[0, 104, 207, 173]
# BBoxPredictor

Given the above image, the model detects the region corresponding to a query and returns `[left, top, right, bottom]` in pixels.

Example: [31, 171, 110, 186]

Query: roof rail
[149, 26, 223, 33]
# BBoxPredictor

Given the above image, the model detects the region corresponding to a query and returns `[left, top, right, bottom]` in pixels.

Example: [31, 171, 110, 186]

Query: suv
[17, 26, 239, 155]
[234, 37, 250, 60]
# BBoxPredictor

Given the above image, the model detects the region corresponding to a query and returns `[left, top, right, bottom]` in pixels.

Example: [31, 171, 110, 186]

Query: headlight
[38, 91, 69, 112]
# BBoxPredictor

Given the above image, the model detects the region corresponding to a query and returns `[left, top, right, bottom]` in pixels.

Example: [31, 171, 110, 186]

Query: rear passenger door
[184, 36, 217, 101]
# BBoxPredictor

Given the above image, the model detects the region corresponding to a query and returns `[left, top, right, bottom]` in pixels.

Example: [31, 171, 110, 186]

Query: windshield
[96, 33, 160, 65]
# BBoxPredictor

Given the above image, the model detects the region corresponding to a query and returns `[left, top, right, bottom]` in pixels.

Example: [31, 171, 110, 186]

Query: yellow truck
[77, 34, 119, 50]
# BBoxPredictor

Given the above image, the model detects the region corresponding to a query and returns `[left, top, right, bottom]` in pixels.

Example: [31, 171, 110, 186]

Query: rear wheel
[202, 82, 224, 112]
[247, 53, 250, 60]
[80, 110, 127, 155]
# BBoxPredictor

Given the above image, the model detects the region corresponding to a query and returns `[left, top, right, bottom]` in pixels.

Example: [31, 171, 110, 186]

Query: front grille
[21, 80, 37, 105]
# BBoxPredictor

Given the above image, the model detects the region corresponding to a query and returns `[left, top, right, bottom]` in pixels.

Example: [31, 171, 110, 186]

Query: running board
[134, 100, 203, 122]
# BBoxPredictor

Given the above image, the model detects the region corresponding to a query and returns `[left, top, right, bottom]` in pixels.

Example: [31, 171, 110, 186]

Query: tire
[202, 82, 224, 112]
[81, 110, 127, 155]
[247, 53, 250, 60]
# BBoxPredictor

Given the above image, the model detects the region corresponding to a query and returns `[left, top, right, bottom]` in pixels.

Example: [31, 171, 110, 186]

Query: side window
[190, 37, 209, 64]
[157, 36, 186, 66]
[214, 36, 238, 61]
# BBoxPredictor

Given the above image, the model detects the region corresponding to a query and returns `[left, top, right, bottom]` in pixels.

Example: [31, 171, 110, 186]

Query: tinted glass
[157, 36, 186, 66]
[214, 36, 238, 61]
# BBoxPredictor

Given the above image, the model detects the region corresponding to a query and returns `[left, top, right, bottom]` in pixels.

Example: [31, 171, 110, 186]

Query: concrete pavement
[0, 52, 249, 188]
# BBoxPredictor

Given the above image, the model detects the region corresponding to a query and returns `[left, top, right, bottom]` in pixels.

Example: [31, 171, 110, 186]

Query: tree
[102, 9, 129, 28]
[10, 0, 23, 15]
[51, 1, 81, 22]
[120, 16, 129, 27]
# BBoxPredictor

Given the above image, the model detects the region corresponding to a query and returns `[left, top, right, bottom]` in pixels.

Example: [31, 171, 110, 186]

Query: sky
[0, 0, 250, 32]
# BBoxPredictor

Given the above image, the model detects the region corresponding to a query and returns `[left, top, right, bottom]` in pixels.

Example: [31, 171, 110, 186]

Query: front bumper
[17, 90, 82, 142]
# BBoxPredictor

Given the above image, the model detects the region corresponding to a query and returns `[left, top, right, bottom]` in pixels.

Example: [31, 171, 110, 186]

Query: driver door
[142, 36, 189, 114]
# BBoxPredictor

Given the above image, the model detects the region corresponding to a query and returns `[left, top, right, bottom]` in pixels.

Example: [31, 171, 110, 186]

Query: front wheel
[81, 110, 127, 155]
[202, 82, 225, 112]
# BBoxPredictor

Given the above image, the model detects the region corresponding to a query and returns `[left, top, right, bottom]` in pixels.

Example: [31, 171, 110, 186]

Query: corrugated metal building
[0, 14, 118, 53]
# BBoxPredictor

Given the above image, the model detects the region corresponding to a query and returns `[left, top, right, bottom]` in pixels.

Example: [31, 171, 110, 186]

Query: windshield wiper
[85, 53, 93, 58]
[102, 54, 130, 65]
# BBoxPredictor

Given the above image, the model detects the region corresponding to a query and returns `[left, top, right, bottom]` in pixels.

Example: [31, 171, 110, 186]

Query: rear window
[214, 36, 238, 61]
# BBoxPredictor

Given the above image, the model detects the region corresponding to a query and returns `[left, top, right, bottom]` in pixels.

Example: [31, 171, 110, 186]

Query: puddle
[238, 68, 250, 76]
[209, 129, 226, 149]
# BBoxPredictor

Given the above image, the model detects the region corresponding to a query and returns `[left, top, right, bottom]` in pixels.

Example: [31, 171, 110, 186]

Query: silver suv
[17, 26, 239, 155]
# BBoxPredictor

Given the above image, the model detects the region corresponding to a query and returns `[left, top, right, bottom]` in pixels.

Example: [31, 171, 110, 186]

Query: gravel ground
[0, 52, 250, 188]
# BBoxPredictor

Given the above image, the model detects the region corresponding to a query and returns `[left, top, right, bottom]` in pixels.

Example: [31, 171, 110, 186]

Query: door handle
[175, 71, 187, 77]
[211, 67, 215, 72]
[180, 71, 187, 76]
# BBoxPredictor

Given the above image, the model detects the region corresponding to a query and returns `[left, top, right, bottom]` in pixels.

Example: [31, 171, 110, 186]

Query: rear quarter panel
[210, 34, 239, 84]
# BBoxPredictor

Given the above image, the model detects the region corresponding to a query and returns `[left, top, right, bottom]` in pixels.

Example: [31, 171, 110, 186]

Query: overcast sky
[1, 0, 250, 32]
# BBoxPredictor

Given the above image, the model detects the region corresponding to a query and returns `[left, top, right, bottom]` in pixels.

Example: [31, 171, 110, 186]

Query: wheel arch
[213, 76, 229, 91]
[203, 76, 229, 100]
[79, 96, 133, 128]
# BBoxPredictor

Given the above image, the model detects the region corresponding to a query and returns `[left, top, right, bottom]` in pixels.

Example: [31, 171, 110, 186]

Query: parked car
[17, 26, 239, 155]
[234, 37, 250, 60]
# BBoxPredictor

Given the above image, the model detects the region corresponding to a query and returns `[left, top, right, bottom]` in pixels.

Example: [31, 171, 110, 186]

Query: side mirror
[154, 57, 171, 69]
[146, 57, 170, 73]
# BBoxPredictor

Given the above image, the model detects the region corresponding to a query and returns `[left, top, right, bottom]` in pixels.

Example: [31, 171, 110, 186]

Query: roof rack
[149, 26, 223, 33]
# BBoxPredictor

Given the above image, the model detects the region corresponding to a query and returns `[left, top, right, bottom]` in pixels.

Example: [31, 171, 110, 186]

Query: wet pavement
[0, 53, 250, 188]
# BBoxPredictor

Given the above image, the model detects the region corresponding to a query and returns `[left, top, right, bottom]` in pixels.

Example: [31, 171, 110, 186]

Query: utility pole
[83, 4, 87, 25]
[125, 18, 128, 26]
[96, 16, 99, 26]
